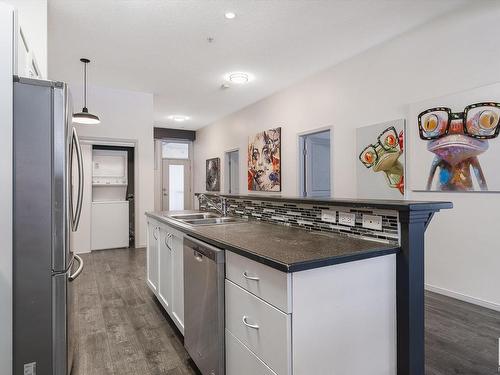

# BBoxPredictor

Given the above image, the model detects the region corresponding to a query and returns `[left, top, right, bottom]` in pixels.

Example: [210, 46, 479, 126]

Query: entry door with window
[162, 159, 191, 211]
[300, 130, 331, 197]
[161, 141, 192, 211]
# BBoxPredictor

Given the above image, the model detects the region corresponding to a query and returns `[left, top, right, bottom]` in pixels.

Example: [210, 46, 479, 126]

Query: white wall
[0, 2, 14, 372]
[5, 0, 47, 77]
[71, 84, 154, 248]
[194, 2, 500, 309]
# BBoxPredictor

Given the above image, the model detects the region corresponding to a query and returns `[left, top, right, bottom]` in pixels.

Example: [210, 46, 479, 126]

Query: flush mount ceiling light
[224, 11, 236, 19]
[224, 71, 254, 85]
[168, 115, 190, 122]
[72, 58, 100, 125]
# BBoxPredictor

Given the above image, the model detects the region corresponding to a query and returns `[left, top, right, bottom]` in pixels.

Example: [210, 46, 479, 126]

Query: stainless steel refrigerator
[13, 76, 85, 375]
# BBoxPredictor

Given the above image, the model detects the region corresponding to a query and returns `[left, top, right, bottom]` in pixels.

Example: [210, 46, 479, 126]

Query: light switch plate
[338, 212, 356, 227]
[362, 214, 382, 230]
[321, 210, 337, 223]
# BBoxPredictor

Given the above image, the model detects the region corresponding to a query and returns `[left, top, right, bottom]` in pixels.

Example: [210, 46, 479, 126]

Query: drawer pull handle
[164, 235, 172, 251]
[242, 316, 259, 330]
[243, 272, 260, 281]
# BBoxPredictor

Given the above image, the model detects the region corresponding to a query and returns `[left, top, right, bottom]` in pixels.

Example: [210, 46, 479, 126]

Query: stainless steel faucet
[198, 194, 227, 216]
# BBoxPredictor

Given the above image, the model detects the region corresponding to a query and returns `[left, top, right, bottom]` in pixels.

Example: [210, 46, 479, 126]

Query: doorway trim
[80, 136, 139, 249]
[296, 126, 333, 197]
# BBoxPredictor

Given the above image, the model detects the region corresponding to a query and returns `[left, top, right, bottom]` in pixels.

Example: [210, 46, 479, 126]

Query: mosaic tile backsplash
[198, 195, 400, 245]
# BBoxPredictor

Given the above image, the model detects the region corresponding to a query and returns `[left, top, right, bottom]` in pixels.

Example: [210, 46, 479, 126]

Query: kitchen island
[145, 195, 451, 375]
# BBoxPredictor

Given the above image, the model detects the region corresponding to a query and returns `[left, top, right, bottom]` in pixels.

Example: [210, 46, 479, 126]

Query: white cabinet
[225, 250, 397, 375]
[13, 17, 41, 79]
[226, 330, 277, 375]
[91, 201, 129, 250]
[158, 226, 173, 312]
[146, 219, 159, 293]
[170, 231, 184, 333]
[226, 251, 292, 313]
[225, 280, 291, 375]
[146, 216, 185, 334]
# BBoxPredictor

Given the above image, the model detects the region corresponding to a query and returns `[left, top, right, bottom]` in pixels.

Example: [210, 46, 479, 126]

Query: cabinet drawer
[226, 329, 277, 375]
[225, 280, 291, 375]
[226, 251, 291, 313]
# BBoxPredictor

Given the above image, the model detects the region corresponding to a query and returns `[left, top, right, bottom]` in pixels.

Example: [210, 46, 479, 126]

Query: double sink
[168, 212, 246, 226]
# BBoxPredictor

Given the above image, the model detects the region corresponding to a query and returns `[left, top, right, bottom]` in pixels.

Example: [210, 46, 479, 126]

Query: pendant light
[72, 58, 100, 125]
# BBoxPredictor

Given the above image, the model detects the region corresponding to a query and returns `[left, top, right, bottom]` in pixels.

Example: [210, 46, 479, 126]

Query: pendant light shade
[73, 58, 100, 125]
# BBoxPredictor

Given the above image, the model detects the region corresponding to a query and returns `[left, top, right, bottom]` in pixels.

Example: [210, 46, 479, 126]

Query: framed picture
[357, 119, 406, 199]
[206, 157, 220, 191]
[409, 83, 500, 192]
[248, 127, 281, 192]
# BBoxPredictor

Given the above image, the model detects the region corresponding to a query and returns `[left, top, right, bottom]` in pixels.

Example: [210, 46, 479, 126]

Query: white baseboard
[425, 283, 500, 312]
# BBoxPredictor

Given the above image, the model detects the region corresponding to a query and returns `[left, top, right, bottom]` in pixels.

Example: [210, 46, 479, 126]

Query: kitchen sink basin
[167, 212, 246, 226]
[169, 212, 220, 220]
[182, 217, 246, 226]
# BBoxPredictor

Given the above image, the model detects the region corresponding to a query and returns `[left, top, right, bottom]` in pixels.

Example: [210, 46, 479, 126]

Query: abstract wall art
[409, 83, 500, 192]
[206, 157, 220, 191]
[248, 127, 281, 192]
[357, 119, 406, 199]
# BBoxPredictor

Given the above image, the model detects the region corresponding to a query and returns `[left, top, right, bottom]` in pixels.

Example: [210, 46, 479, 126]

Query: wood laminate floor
[425, 291, 500, 375]
[73, 247, 500, 375]
[73, 247, 198, 375]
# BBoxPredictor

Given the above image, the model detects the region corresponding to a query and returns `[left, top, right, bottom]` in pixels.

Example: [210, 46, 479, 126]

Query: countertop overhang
[146, 211, 400, 272]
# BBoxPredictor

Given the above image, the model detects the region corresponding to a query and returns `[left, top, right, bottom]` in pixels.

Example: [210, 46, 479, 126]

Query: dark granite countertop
[146, 211, 399, 272]
[196, 193, 453, 212]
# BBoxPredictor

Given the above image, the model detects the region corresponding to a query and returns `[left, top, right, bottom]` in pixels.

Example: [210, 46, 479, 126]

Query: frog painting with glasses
[359, 126, 405, 195]
[418, 103, 500, 191]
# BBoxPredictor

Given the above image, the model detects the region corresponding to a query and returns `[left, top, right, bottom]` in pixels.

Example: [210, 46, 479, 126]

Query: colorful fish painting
[248, 127, 281, 192]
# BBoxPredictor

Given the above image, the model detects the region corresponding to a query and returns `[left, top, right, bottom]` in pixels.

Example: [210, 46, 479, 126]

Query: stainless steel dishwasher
[184, 236, 225, 375]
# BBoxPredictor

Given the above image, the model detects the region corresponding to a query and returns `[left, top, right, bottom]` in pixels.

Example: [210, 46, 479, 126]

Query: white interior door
[227, 150, 239, 194]
[162, 159, 192, 211]
[300, 131, 331, 197]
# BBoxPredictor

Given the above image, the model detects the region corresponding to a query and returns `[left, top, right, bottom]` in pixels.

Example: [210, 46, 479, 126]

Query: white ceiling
[48, 0, 469, 130]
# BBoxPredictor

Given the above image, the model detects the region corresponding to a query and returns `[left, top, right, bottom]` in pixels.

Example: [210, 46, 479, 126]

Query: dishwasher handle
[193, 250, 203, 262]
[184, 236, 225, 263]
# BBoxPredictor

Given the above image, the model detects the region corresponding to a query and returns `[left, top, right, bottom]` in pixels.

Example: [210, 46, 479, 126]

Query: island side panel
[292, 254, 397, 375]
[397, 210, 430, 375]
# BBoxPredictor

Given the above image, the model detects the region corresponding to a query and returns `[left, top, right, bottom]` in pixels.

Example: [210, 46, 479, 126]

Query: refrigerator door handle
[71, 127, 84, 232]
[69, 254, 84, 281]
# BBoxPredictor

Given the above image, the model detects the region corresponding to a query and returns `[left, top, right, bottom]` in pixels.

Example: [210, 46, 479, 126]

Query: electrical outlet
[321, 210, 337, 223]
[362, 214, 382, 230]
[338, 212, 355, 227]
[24, 362, 36, 375]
